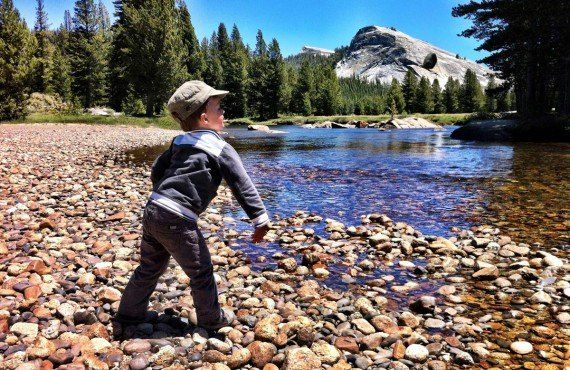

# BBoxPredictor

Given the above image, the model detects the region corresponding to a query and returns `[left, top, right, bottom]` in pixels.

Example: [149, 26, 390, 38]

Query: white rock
[510, 341, 533, 354]
[405, 343, 429, 362]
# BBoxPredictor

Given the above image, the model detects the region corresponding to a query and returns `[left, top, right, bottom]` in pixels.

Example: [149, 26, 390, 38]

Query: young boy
[115, 80, 270, 332]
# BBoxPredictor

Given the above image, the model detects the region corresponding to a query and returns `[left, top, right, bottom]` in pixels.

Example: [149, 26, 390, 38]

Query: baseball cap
[167, 80, 229, 123]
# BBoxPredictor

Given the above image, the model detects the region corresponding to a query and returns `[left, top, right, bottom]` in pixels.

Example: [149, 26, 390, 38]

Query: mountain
[300, 46, 335, 57]
[335, 25, 496, 85]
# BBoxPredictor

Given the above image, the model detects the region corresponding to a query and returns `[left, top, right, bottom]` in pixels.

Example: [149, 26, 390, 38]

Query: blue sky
[14, 0, 486, 61]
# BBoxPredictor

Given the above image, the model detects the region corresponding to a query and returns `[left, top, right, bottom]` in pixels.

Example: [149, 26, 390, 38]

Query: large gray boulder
[336, 25, 497, 85]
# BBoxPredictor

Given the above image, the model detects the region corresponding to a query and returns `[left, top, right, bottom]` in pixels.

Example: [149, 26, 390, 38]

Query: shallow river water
[127, 125, 569, 296]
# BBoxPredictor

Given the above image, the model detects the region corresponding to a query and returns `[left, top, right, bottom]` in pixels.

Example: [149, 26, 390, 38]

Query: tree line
[453, 0, 568, 117]
[1, 0, 514, 121]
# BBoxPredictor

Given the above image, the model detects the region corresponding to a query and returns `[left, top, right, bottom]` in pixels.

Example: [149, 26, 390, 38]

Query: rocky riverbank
[1, 124, 568, 370]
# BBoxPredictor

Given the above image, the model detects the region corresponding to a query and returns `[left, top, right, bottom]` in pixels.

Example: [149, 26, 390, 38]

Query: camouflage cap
[167, 80, 229, 123]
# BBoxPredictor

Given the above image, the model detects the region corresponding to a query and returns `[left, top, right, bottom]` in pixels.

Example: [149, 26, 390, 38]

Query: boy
[115, 80, 270, 333]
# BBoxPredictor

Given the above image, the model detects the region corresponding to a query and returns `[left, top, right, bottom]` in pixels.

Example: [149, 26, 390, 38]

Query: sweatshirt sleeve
[218, 143, 269, 228]
[150, 140, 174, 186]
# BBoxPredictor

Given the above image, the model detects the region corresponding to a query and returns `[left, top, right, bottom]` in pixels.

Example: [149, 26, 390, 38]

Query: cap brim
[209, 89, 229, 98]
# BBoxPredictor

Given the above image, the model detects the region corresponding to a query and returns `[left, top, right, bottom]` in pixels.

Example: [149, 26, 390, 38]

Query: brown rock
[247, 341, 277, 368]
[226, 348, 251, 369]
[393, 340, 406, 359]
[334, 337, 359, 353]
[282, 347, 321, 370]
[24, 285, 42, 300]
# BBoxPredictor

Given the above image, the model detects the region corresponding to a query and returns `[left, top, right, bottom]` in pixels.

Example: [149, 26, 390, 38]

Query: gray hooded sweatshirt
[149, 129, 269, 228]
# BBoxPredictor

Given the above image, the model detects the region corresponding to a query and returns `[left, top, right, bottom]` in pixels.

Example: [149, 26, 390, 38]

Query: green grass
[3, 112, 470, 128]
[5, 113, 180, 130]
[228, 113, 470, 126]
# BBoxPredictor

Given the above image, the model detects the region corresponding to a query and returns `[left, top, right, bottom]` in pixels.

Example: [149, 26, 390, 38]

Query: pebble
[510, 341, 533, 354]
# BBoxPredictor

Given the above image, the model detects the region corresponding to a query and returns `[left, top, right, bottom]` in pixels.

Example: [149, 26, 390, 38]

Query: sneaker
[201, 308, 235, 332]
[113, 310, 159, 326]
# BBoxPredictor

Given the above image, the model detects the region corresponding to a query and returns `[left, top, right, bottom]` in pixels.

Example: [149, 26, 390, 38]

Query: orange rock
[24, 285, 42, 299]
[393, 340, 406, 359]
[106, 212, 125, 221]
[334, 337, 359, 353]
[26, 260, 50, 275]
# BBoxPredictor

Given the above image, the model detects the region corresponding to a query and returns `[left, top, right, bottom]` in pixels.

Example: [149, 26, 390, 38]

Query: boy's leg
[117, 210, 171, 322]
[150, 208, 221, 327]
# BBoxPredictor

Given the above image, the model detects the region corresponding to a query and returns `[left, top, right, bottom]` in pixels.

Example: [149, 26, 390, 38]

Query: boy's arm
[218, 144, 269, 228]
[150, 140, 174, 186]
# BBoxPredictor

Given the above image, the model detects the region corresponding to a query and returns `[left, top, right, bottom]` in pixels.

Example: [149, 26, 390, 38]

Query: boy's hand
[252, 224, 269, 243]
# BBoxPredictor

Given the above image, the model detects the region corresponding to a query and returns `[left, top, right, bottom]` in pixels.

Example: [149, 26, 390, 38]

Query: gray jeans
[117, 201, 221, 326]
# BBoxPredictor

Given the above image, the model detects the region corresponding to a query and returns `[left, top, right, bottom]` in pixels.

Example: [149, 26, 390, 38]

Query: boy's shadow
[112, 310, 225, 341]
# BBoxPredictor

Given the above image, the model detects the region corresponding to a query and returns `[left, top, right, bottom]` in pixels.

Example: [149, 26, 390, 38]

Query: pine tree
[63, 9, 72, 31]
[444, 77, 460, 113]
[201, 37, 223, 89]
[387, 78, 405, 114]
[108, 0, 128, 111]
[432, 79, 445, 113]
[460, 69, 484, 112]
[313, 64, 342, 115]
[122, 0, 188, 115]
[416, 77, 433, 113]
[453, 1, 569, 116]
[402, 69, 418, 113]
[0, 0, 37, 119]
[266, 38, 285, 118]
[280, 64, 295, 115]
[179, 2, 204, 79]
[221, 32, 248, 118]
[97, 0, 110, 30]
[32, 0, 53, 93]
[290, 60, 314, 115]
[68, 0, 109, 108]
[247, 30, 271, 119]
[484, 75, 498, 112]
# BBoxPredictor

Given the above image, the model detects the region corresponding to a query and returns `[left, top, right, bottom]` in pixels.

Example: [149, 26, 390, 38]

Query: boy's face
[201, 97, 225, 132]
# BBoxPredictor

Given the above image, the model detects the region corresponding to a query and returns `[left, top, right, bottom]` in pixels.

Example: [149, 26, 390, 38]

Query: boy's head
[167, 80, 229, 132]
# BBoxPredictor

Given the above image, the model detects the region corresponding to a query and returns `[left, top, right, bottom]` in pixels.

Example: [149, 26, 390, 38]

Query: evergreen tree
[416, 77, 434, 113]
[444, 77, 460, 113]
[387, 78, 405, 114]
[230, 24, 247, 58]
[431, 79, 445, 113]
[484, 75, 498, 112]
[96, 0, 110, 32]
[313, 65, 342, 116]
[247, 30, 271, 119]
[221, 30, 248, 118]
[402, 69, 418, 113]
[453, 1, 569, 116]
[63, 9, 72, 31]
[201, 37, 223, 89]
[266, 38, 285, 118]
[122, 0, 188, 115]
[108, 0, 128, 111]
[281, 64, 296, 114]
[179, 2, 204, 79]
[68, 0, 109, 108]
[290, 60, 314, 115]
[32, 0, 53, 93]
[460, 69, 484, 112]
[0, 0, 37, 119]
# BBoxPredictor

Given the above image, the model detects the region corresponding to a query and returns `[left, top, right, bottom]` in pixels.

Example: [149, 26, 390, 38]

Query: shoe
[111, 311, 159, 340]
[113, 310, 159, 326]
[201, 308, 235, 332]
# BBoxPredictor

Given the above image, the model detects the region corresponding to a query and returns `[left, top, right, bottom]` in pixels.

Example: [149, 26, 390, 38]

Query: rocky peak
[300, 45, 335, 57]
[335, 25, 497, 85]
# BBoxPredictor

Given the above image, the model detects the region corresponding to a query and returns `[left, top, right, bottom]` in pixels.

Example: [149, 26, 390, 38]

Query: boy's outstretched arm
[218, 144, 269, 230]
